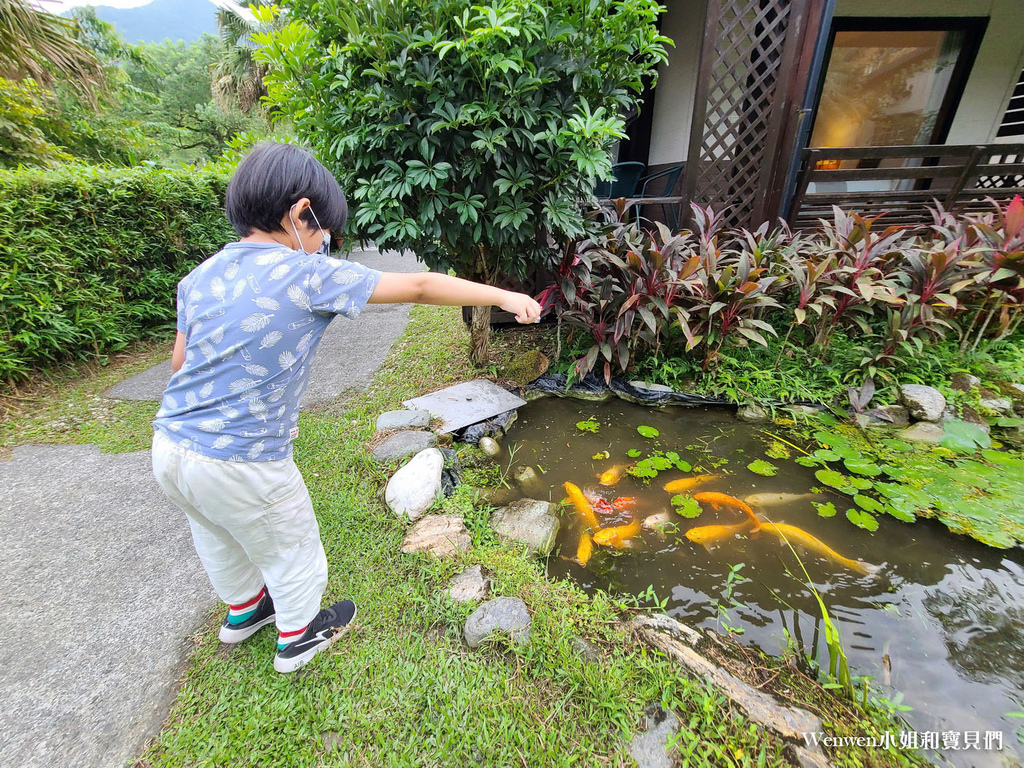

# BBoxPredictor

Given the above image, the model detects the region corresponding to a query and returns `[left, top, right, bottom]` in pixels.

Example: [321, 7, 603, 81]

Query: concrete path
[0, 443, 216, 768]
[103, 248, 426, 408]
[1, 247, 425, 767]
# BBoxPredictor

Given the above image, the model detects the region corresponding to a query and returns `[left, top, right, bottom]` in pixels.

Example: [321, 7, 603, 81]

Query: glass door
[806, 18, 985, 191]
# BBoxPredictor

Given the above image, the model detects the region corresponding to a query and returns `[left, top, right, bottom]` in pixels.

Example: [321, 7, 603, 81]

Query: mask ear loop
[288, 204, 327, 256]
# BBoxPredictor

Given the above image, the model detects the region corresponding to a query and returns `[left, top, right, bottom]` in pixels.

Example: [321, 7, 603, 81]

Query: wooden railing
[788, 143, 1024, 228]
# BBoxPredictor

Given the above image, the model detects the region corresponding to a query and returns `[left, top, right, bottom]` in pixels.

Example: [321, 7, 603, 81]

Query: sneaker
[273, 600, 357, 674]
[218, 588, 276, 644]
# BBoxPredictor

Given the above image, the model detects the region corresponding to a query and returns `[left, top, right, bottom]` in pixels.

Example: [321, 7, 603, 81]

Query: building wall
[646, 0, 1024, 166]
[834, 0, 1024, 145]
[647, 0, 706, 166]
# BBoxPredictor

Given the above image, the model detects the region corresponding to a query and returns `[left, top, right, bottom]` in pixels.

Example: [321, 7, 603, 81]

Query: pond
[501, 396, 1024, 767]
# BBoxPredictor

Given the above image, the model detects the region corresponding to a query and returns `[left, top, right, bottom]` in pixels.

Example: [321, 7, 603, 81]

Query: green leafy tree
[0, 0, 105, 102]
[212, 1, 280, 114]
[257, 0, 669, 361]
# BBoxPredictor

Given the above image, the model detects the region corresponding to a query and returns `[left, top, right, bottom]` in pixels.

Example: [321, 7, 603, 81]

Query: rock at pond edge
[491, 498, 560, 555]
[736, 404, 770, 424]
[386, 448, 444, 521]
[629, 704, 681, 768]
[372, 430, 437, 462]
[898, 384, 946, 422]
[375, 409, 431, 432]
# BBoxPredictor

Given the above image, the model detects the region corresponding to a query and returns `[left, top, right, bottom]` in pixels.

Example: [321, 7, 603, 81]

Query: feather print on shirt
[259, 331, 283, 349]
[287, 284, 312, 311]
[254, 296, 280, 311]
[210, 277, 226, 301]
[242, 363, 270, 377]
[268, 264, 290, 281]
[232, 279, 246, 299]
[240, 313, 273, 333]
[224, 260, 239, 280]
[255, 249, 287, 266]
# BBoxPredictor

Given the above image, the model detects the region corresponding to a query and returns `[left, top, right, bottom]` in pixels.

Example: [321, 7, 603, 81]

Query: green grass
[2, 306, 923, 767]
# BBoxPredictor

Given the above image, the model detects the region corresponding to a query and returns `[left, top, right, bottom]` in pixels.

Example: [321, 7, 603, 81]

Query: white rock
[899, 384, 946, 422]
[385, 448, 444, 521]
[979, 397, 1014, 415]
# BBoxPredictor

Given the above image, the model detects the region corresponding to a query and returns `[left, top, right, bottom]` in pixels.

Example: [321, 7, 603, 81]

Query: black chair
[636, 163, 684, 230]
[594, 161, 646, 199]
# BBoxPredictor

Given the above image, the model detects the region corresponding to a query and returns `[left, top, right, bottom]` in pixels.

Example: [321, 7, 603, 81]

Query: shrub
[0, 165, 233, 382]
[255, 0, 670, 362]
[545, 197, 1024, 382]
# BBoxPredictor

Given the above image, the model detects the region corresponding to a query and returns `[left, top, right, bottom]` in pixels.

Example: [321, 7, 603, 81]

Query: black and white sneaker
[218, 589, 277, 644]
[273, 600, 357, 674]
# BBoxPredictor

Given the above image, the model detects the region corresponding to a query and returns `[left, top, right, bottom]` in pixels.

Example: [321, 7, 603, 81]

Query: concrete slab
[103, 248, 426, 408]
[403, 379, 526, 433]
[0, 443, 218, 768]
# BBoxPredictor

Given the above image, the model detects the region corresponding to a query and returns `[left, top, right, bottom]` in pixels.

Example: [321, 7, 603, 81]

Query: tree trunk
[470, 305, 491, 364]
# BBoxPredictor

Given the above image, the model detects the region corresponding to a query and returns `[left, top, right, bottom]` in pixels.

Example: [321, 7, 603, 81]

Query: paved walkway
[0, 248, 423, 767]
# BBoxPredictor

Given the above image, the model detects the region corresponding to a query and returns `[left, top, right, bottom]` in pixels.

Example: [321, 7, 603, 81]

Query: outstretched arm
[368, 272, 542, 323]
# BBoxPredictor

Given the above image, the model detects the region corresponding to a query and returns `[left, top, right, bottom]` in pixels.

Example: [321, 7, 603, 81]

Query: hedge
[0, 165, 234, 382]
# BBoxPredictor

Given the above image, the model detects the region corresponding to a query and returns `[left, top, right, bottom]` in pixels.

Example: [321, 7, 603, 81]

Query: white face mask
[288, 204, 329, 257]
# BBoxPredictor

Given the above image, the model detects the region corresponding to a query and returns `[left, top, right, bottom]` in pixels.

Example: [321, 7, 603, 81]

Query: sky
[37, 0, 242, 12]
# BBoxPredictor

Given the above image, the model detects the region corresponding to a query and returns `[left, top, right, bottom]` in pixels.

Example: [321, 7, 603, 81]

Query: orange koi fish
[685, 518, 759, 549]
[757, 521, 873, 576]
[576, 532, 594, 566]
[593, 519, 642, 548]
[663, 474, 720, 494]
[564, 482, 600, 530]
[692, 492, 760, 526]
[598, 464, 632, 486]
[613, 497, 637, 511]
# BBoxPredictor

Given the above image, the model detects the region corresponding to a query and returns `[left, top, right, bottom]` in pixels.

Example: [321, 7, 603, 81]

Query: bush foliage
[0, 165, 233, 381]
[543, 197, 1024, 383]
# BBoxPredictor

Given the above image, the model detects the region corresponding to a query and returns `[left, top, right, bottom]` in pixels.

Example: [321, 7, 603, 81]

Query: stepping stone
[403, 379, 526, 433]
[447, 565, 489, 603]
[463, 597, 531, 648]
[401, 515, 470, 559]
[629, 704, 681, 768]
[375, 409, 431, 431]
[900, 422, 945, 444]
[386, 448, 444, 521]
[491, 498, 560, 555]
[372, 430, 436, 463]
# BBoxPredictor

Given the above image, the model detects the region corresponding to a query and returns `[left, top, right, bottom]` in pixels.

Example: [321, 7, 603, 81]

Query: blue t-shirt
[152, 241, 382, 461]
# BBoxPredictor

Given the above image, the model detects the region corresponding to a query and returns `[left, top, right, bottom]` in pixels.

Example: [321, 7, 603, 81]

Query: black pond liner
[525, 373, 833, 413]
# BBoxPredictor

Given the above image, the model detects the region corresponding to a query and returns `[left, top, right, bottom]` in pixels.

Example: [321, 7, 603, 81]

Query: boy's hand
[499, 291, 543, 324]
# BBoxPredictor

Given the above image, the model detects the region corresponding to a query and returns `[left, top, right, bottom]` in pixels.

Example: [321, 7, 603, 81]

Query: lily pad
[671, 495, 703, 518]
[815, 469, 850, 491]
[765, 441, 791, 459]
[813, 449, 840, 463]
[881, 439, 913, 452]
[576, 418, 599, 433]
[853, 494, 884, 514]
[747, 459, 779, 477]
[883, 500, 916, 523]
[939, 419, 992, 453]
[846, 508, 879, 532]
[844, 459, 882, 476]
[795, 456, 819, 468]
[627, 448, 642, 458]
[813, 501, 838, 518]
[849, 476, 874, 490]
[637, 425, 660, 439]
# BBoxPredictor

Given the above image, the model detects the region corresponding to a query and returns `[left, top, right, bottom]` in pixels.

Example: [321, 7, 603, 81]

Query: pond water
[502, 397, 1024, 767]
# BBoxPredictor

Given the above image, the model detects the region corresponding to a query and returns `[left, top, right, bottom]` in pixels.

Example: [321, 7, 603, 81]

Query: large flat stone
[372, 430, 437, 463]
[375, 409, 431, 431]
[630, 704, 681, 768]
[463, 597, 531, 648]
[104, 248, 424, 408]
[0, 443, 217, 768]
[401, 515, 471, 559]
[403, 379, 526, 433]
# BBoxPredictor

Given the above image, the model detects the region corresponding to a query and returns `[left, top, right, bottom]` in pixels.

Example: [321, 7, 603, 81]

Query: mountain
[86, 0, 220, 44]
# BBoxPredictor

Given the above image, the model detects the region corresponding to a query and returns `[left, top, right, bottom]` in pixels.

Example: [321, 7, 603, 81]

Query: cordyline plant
[255, 0, 670, 362]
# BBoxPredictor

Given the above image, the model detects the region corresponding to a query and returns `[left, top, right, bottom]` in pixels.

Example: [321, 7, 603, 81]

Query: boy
[151, 142, 541, 673]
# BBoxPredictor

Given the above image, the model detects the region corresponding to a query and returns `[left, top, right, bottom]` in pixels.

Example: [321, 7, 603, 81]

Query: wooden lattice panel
[685, 0, 812, 228]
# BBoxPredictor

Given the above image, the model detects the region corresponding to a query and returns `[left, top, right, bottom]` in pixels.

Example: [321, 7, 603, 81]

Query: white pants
[151, 429, 328, 632]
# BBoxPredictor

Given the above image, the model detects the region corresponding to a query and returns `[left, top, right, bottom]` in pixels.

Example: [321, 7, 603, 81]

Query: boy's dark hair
[225, 142, 348, 238]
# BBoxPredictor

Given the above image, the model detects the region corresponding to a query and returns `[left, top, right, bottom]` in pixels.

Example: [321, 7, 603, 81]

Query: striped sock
[227, 588, 265, 625]
[278, 625, 307, 650]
